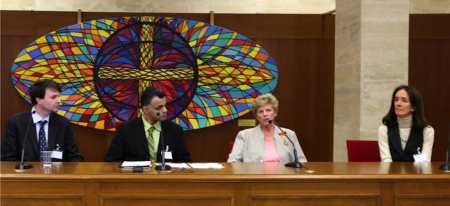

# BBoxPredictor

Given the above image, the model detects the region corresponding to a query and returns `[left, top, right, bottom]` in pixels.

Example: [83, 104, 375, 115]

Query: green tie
[147, 126, 156, 161]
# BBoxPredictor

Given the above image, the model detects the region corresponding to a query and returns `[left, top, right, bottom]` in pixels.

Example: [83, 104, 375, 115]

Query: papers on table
[155, 163, 224, 169]
[154, 163, 191, 169]
[188, 163, 224, 169]
[120, 161, 151, 167]
[120, 161, 224, 170]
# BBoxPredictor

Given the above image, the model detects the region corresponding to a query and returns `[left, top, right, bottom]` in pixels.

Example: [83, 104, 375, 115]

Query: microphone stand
[15, 111, 35, 172]
[155, 131, 171, 171]
[154, 113, 171, 171]
[440, 149, 449, 172]
[271, 121, 303, 168]
[440, 123, 450, 172]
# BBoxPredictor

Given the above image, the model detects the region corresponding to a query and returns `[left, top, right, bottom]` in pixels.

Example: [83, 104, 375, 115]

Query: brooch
[278, 131, 289, 145]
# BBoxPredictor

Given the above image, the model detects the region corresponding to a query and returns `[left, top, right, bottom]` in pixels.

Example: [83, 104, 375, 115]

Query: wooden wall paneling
[409, 14, 450, 161]
[1, 11, 335, 162]
[3, 162, 450, 206]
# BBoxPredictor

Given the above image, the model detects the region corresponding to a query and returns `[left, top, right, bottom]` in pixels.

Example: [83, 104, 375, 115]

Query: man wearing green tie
[105, 87, 191, 162]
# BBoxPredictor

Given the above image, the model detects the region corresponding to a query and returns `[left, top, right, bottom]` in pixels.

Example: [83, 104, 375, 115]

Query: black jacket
[105, 118, 191, 162]
[1, 111, 83, 162]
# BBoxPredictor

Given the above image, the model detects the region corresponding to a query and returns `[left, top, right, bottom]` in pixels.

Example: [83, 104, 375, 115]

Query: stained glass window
[11, 16, 278, 130]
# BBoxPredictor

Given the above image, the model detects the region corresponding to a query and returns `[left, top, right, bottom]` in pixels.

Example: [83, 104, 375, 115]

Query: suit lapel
[47, 113, 58, 150]
[273, 127, 293, 162]
[136, 118, 149, 155]
[24, 112, 40, 158]
[274, 128, 287, 150]
[157, 121, 168, 161]
[159, 121, 168, 149]
[255, 125, 265, 157]
[388, 126, 403, 153]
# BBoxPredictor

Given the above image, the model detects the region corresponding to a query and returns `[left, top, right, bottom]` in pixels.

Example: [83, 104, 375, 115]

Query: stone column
[334, 0, 409, 161]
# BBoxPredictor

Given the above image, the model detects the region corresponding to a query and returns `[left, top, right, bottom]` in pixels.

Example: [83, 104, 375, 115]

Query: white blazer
[227, 125, 307, 163]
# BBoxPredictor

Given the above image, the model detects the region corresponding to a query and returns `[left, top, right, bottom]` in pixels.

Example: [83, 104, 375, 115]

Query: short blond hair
[253, 93, 279, 114]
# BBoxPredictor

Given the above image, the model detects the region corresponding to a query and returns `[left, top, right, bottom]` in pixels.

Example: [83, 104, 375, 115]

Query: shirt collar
[31, 107, 50, 124]
[141, 115, 161, 131]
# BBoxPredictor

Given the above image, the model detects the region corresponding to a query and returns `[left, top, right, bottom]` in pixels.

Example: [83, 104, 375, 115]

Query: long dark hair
[382, 85, 428, 129]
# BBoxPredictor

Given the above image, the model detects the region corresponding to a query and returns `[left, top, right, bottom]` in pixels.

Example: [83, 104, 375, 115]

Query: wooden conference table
[1, 162, 449, 206]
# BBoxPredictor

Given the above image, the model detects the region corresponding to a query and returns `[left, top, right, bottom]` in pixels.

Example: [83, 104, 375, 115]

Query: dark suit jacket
[1, 111, 83, 162]
[105, 118, 191, 162]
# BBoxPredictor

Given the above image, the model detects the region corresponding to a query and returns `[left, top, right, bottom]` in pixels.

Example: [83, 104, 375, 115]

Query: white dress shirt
[31, 107, 50, 143]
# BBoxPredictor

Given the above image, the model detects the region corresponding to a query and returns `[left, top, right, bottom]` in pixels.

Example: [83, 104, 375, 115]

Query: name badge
[164, 151, 173, 160]
[51, 151, 63, 159]
[413, 153, 428, 163]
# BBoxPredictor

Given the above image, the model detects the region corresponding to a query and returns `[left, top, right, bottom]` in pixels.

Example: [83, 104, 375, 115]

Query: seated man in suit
[105, 87, 191, 162]
[1, 79, 83, 162]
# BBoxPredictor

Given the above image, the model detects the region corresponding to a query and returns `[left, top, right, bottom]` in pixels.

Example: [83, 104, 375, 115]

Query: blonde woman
[227, 93, 307, 163]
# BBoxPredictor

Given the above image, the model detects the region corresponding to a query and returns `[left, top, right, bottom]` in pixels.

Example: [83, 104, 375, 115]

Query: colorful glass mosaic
[10, 16, 278, 130]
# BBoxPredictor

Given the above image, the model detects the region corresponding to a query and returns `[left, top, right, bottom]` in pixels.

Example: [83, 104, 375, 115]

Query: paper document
[120, 161, 151, 167]
[188, 163, 224, 169]
[155, 163, 191, 169]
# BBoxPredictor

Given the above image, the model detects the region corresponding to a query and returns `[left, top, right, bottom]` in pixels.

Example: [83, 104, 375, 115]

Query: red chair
[346, 139, 381, 162]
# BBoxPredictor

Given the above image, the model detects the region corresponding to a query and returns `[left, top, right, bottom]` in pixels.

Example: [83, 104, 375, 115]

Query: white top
[378, 115, 434, 162]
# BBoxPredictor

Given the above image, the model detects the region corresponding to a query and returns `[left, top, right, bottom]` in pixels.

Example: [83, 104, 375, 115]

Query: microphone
[269, 120, 303, 168]
[440, 122, 450, 172]
[15, 110, 35, 172]
[154, 111, 171, 171]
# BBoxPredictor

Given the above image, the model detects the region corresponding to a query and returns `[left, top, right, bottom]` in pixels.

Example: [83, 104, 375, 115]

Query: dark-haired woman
[378, 85, 434, 162]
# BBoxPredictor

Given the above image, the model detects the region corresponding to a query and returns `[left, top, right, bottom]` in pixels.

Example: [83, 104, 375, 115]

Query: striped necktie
[38, 120, 48, 151]
[147, 126, 156, 161]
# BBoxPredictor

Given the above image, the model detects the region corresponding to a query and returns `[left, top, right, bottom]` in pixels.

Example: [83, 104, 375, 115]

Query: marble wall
[334, 0, 361, 162]
[2, 0, 449, 14]
[360, 0, 410, 139]
[0, 0, 335, 14]
[334, 0, 410, 161]
[410, 0, 450, 13]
